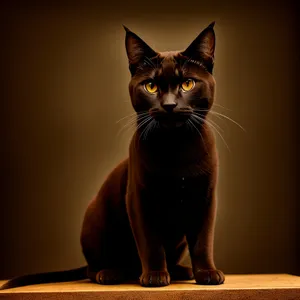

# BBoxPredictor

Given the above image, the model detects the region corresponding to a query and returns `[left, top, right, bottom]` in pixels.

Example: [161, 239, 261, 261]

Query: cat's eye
[144, 81, 158, 94]
[181, 79, 195, 92]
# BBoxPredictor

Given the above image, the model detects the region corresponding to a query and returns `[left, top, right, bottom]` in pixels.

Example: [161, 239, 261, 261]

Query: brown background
[1, 1, 299, 279]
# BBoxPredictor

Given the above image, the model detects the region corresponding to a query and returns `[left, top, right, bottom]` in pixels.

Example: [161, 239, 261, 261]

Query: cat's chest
[140, 174, 211, 230]
[139, 137, 213, 177]
[143, 174, 210, 207]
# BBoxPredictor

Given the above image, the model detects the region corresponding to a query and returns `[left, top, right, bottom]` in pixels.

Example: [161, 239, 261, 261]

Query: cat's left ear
[181, 22, 216, 73]
[123, 25, 157, 75]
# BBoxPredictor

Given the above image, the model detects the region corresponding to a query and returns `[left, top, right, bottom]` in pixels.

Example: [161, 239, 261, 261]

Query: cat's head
[124, 23, 216, 130]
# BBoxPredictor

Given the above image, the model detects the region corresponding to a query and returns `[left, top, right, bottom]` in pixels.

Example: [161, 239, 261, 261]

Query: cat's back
[88, 158, 129, 213]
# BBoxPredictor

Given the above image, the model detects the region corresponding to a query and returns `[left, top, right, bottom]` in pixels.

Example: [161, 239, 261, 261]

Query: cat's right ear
[123, 26, 157, 75]
[181, 22, 216, 73]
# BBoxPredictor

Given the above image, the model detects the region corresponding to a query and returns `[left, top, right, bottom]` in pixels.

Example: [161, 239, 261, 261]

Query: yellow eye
[145, 81, 158, 94]
[181, 79, 195, 92]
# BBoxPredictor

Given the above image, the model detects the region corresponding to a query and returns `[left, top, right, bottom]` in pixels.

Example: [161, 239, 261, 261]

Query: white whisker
[140, 119, 156, 141]
[193, 108, 245, 132]
[116, 111, 148, 124]
[136, 117, 153, 143]
[192, 115, 230, 152]
[116, 114, 150, 138]
[210, 111, 246, 132]
[193, 112, 223, 132]
[187, 119, 207, 152]
[213, 103, 232, 111]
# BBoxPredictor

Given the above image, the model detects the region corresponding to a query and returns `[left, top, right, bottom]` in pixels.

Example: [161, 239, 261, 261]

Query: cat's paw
[194, 269, 225, 285]
[95, 269, 124, 285]
[140, 270, 170, 287]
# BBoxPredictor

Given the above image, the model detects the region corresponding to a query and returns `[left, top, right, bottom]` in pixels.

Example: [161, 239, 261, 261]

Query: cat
[0, 22, 225, 290]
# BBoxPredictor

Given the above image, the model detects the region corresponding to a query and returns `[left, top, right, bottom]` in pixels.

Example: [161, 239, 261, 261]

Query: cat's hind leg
[80, 194, 141, 284]
[80, 159, 139, 285]
[82, 222, 140, 285]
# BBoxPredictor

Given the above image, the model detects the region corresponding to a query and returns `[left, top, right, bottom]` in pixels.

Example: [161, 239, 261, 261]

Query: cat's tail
[0, 266, 88, 290]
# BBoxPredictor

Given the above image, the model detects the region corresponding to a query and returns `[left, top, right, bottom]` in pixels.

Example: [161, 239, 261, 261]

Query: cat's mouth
[150, 110, 191, 128]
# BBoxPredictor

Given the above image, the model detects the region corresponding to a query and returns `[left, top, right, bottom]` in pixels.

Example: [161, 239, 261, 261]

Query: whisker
[193, 108, 224, 123]
[139, 123, 149, 142]
[185, 119, 193, 133]
[187, 119, 201, 136]
[213, 103, 232, 111]
[124, 114, 149, 129]
[146, 120, 158, 139]
[136, 117, 153, 143]
[141, 119, 156, 141]
[136, 116, 152, 131]
[193, 112, 223, 132]
[143, 123, 151, 141]
[141, 120, 151, 141]
[116, 114, 150, 138]
[116, 111, 148, 124]
[187, 119, 207, 152]
[210, 111, 246, 132]
[193, 108, 243, 128]
[192, 115, 230, 152]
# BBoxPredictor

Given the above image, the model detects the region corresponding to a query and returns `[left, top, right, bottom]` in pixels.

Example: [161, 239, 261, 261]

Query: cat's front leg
[186, 188, 225, 285]
[126, 190, 170, 287]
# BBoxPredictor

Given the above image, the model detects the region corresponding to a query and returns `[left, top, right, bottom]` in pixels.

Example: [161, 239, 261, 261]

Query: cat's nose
[162, 102, 177, 112]
[161, 94, 178, 112]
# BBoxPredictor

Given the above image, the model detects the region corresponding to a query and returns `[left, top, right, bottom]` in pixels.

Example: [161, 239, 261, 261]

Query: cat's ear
[181, 22, 216, 73]
[123, 25, 157, 75]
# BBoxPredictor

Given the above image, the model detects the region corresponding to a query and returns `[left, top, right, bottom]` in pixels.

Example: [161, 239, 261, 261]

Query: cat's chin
[159, 120, 186, 129]
[153, 112, 191, 130]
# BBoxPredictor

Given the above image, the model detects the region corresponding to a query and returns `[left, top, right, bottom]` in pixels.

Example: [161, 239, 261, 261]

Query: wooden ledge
[0, 274, 299, 300]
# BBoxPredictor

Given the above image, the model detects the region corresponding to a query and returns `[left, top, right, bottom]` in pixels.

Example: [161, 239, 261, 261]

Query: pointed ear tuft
[181, 22, 216, 73]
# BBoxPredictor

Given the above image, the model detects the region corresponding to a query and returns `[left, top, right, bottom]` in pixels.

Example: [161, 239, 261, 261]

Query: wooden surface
[0, 274, 299, 300]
